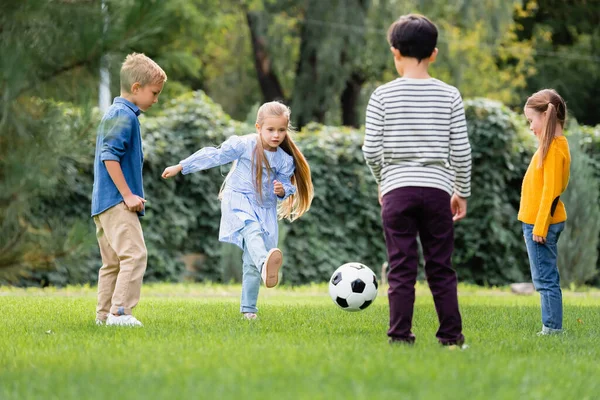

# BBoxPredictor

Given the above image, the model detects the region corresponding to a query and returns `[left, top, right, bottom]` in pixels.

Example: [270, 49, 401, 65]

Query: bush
[281, 124, 386, 284]
[0, 99, 99, 285]
[453, 99, 533, 285]
[141, 92, 250, 282]
[560, 125, 600, 287]
[10, 92, 250, 286]
[13, 91, 600, 287]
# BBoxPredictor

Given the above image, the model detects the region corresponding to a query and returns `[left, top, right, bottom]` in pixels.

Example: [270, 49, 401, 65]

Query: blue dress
[179, 134, 297, 249]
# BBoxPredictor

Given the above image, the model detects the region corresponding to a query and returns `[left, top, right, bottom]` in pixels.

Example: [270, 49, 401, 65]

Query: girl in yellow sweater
[519, 89, 571, 335]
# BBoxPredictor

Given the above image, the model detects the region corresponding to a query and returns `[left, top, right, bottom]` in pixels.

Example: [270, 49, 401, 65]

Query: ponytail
[538, 103, 557, 168]
[278, 135, 313, 221]
[524, 89, 567, 168]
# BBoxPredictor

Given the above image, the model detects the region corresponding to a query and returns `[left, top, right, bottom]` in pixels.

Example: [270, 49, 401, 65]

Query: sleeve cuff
[279, 184, 296, 200]
[179, 159, 191, 175]
[100, 152, 121, 162]
[533, 223, 549, 238]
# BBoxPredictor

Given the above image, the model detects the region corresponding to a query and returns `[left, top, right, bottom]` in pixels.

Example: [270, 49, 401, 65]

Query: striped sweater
[362, 77, 472, 198]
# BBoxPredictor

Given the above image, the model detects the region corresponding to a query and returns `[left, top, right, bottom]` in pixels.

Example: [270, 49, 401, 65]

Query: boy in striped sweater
[362, 14, 471, 346]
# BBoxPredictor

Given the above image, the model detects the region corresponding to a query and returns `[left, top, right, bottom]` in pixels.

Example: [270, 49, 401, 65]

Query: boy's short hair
[387, 14, 438, 62]
[120, 53, 167, 92]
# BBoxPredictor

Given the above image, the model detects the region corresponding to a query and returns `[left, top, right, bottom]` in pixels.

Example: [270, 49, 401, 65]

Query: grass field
[1, 283, 599, 400]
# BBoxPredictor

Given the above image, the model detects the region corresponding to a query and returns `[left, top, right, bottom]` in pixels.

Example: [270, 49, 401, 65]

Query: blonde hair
[525, 89, 567, 167]
[226, 101, 312, 221]
[120, 52, 167, 92]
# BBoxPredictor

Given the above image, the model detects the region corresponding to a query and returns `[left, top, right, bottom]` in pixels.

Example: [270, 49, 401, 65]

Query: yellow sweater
[518, 136, 571, 237]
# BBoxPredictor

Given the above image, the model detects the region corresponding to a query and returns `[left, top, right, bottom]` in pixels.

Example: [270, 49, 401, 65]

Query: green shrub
[562, 125, 600, 287]
[453, 99, 533, 285]
[281, 124, 386, 283]
[1, 99, 99, 285]
[12, 91, 599, 288]
[141, 92, 250, 282]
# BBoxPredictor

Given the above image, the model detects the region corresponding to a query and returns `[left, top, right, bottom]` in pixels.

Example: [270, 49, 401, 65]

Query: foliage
[0, 98, 97, 281]
[141, 92, 250, 281]
[7, 91, 565, 287]
[235, 0, 535, 128]
[0, 0, 228, 279]
[433, 21, 535, 106]
[282, 123, 386, 283]
[557, 128, 600, 287]
[290, 0, 372, 127]
[573, 124, 600, 286]
[379, 0, 535, 106]
[514, 0, 600, 125]
[453, 98, 534, 285]
[6, 92, 250, 286]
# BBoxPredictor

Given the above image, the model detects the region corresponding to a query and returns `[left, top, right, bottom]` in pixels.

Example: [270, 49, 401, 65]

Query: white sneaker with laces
[106, 314, 143, 327]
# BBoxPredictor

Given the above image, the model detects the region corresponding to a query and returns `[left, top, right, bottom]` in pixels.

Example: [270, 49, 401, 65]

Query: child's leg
[239, 220, 281, 288]
[240, 242, 261, 314]
[523, 222, 565, 331]
[418, 188, 464, 345]
[240, 221, 269, 272]
[97, 203, 147, 316]
[381, 188, 420, 343]
[94, 216, 119, 322]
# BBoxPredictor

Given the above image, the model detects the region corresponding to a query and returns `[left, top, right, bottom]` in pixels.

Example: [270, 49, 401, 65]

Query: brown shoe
[262, 248, 283, 288]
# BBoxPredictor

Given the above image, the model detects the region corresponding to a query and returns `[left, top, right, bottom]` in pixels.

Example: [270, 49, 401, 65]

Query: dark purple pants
[382, 187, 464, 345]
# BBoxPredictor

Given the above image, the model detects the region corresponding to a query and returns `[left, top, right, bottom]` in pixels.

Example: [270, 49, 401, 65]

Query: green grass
[1, 283, 599, 400]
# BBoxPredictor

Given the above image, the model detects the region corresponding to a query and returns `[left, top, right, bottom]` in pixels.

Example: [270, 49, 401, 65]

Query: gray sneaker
[537, 325, 563, 336]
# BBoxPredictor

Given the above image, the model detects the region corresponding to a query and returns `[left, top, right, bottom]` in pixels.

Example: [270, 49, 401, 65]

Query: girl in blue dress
[162, 101, 314, 319]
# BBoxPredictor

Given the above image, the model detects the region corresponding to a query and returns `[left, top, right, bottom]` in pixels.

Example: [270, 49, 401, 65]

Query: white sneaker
[537, 325, 563, 336]
[242, 313, 258, 320]
[95, 318, 105, 326]
[261, 248, 283, 288]
[106, 314, 143, 327]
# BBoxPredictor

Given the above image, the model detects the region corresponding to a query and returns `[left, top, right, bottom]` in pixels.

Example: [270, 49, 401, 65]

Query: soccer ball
[328, 262, 378, 311]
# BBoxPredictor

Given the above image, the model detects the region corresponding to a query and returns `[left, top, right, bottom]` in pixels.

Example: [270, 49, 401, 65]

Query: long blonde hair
[253, 101, 313, 221]
[525, 89, 567, 167]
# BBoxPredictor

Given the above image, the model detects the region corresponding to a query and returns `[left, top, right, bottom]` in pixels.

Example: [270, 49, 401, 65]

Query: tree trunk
[293, 21, 325, 129]
[341, 73, 365, 128]
[245, 11, 285, 102]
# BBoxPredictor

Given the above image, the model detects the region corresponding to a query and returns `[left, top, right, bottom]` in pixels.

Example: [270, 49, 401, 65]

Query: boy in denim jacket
[92, 53, 166, 327]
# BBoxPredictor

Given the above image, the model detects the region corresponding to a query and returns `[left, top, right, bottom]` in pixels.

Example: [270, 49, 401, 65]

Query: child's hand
[273, 180, 285, 197]
[124, 194, 146, 212]
[533, 234, 546, 244]
[162, 164, 183, 179]
[451, 194, 467, 222]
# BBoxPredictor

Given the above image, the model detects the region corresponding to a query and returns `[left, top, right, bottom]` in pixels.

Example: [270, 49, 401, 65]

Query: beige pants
[93, 202, 147, 320]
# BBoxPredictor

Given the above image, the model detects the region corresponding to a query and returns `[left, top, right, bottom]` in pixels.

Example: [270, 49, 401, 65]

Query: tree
[241, 0, 534, 128]
[244, 4, 286, 102]
[0, 0, 218, 276]
[514, 0, 600, 125]
[291, 0, 372, 128]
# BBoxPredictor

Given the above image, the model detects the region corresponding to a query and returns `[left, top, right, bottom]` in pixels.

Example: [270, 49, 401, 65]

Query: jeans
[239, 221, 276, 313]
[522, 222, 565, 330]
